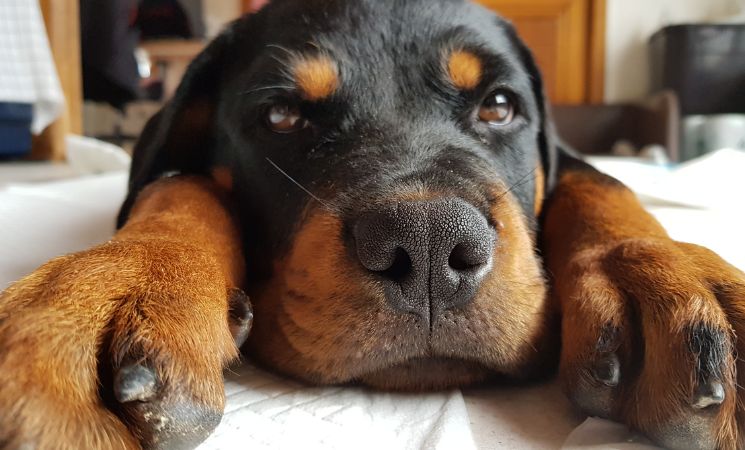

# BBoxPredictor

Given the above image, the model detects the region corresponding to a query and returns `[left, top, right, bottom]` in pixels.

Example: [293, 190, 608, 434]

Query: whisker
[240, 85, 296, 96]
[495, 167, 537, 203]
[265, 43, 296, 57]
[267, 53, 294, 74]
[265, 157, 334, 210]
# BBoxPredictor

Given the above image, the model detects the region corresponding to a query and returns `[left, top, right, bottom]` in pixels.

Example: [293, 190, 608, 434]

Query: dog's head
[122, 0, 560, 390]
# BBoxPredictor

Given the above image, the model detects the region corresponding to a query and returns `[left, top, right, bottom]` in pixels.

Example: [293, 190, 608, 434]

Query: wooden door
[474, 0, 605, 104]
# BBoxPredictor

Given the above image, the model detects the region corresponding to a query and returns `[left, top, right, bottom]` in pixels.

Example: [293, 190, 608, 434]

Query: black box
[650, 24, 745, 115]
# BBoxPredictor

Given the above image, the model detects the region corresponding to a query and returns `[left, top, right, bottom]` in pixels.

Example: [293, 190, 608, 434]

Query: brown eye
[478, 91, 515, 126]
[266, 103, 308, 133]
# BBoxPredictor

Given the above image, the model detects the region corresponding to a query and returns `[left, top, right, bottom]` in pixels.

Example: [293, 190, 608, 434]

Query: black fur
[119, 0, 566, 281]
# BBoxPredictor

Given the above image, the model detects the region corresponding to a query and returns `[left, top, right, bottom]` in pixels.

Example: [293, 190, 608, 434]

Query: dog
[1, 0, 743, 449]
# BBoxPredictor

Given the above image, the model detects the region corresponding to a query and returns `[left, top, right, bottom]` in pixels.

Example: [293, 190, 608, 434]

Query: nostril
[379, 247, 412, 282]
[448, 242, 489, 272]
[448, 244, 472, 271]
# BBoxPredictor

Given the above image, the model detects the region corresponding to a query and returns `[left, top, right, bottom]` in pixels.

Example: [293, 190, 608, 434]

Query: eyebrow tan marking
[292, 55, 339, 101]
[447, 50, 483, 90]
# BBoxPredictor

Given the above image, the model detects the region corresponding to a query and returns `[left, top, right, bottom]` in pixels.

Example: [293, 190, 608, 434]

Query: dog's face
[128, 0, 559, 390]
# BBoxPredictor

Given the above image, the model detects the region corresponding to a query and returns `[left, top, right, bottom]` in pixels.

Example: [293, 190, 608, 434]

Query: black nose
[353, 198, 496, 320]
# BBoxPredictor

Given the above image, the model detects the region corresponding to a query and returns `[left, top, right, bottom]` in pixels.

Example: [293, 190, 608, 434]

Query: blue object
[0, 102, 33, 157]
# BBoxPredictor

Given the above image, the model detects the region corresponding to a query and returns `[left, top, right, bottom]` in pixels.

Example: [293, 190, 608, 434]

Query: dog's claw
[114, 363, 158, 403]
[228, 287, 253, 348]
[691, 379, 725, 409]
[593, 353, 620, 387]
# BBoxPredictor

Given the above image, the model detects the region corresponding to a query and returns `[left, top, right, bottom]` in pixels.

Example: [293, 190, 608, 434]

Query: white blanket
[1, 150, 743, 449]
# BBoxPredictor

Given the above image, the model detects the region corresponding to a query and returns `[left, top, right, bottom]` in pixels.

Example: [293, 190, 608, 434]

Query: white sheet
[0, 150, 743, 449]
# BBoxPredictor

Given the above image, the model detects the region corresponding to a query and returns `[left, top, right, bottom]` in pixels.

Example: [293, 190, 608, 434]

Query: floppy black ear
[117, 18, 251, 227]
[500, 21, 559, 194]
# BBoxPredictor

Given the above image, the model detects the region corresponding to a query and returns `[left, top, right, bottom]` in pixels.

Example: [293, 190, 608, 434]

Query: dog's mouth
[355, 357, 494, 391]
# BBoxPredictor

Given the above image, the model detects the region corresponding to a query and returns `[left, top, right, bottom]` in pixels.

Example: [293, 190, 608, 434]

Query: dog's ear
[117, 18, 252, 227]
[501, 21, 558, 194]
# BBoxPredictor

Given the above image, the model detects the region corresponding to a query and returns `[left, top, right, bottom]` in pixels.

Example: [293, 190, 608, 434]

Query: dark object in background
[137, 0, 195, 40]
[80, 0, 141, 110]
[0, 103, 33, 158]
[553, 91, 680, 160]
[650, 24, 745, 115]
[163, 0, 205, 39]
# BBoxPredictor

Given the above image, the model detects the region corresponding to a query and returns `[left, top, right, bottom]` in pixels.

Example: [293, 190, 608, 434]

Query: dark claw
[114, 363, 158, 403]
[593, 353, 620, 387]
[687, 324, 729, 410]
[691, 379, 725, 409]
[596, 323, 621, 353]
[228, 287, 253, 348]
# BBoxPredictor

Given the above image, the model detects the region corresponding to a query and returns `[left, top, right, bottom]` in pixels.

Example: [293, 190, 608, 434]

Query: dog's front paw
[0, 241, 252, 450]
[558, 238, 745, 450]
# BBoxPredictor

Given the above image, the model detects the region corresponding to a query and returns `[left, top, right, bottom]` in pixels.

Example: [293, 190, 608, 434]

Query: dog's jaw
[357, 358, 493, 391]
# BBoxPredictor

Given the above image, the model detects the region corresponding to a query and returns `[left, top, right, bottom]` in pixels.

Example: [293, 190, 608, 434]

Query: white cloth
[0, 150, 743, 449]
[202, 364, 476, 450]
[0, 0, 64, 133]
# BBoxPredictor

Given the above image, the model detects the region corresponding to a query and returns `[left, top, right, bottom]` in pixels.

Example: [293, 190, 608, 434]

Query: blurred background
[0, 0, 744, 174]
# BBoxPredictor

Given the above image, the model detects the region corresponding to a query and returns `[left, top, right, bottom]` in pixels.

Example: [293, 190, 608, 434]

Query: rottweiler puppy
[1, 0, 743, 449]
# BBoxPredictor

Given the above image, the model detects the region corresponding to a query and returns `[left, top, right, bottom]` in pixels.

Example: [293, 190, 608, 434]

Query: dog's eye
[265, 103, 308, 133]
[478, 91, 515, 126]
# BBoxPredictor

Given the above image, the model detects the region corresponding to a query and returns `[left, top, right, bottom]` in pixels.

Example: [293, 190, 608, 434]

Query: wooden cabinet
[474, 0, 605, 104]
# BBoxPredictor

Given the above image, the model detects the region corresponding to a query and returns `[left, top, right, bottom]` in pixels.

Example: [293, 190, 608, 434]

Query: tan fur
[534, 164, 545, 216]
[293, 55, 339, 101]
[0, 177, 244, 449]
[447, 50, 483, 90]
[543, 169, 744, 449]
